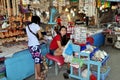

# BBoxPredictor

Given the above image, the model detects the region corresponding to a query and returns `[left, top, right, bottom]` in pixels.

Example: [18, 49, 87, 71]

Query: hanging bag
[28, 25, 39, 39]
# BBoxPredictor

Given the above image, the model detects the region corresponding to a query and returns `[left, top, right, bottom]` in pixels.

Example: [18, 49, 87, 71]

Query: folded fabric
[63, 40, 73, 55]
[71, 57, 84, 67]
[63, 40, 80, 55]
[72, 43, 80, 52]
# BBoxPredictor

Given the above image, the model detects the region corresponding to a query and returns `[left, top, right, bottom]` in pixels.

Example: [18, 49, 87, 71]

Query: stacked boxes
[73, 25, 87, 43]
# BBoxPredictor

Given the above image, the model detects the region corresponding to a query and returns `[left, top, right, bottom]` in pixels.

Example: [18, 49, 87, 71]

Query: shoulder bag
[28, 25, 39, 39]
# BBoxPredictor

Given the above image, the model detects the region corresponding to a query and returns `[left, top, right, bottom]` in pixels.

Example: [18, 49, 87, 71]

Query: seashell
[94, 51, 99, 58]
[99, 52, 105, 59]
[102, 50, 107, 56]
[0, 33, 3, 38]
[9, 31, 13, 37]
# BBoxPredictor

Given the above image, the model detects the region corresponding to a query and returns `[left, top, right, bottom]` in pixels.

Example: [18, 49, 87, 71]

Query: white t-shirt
[26, 23, 41, 46]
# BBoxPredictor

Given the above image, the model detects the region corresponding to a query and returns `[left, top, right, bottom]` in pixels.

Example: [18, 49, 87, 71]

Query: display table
[5, 49, 34, 80]
[0, 43, 49, 80]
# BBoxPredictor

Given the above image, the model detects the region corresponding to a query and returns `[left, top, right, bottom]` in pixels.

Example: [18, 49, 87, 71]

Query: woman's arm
[57, 40, 63, 50]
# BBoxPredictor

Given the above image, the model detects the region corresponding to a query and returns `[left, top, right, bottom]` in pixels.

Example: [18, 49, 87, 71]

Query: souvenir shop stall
[0, 0, 112, 80]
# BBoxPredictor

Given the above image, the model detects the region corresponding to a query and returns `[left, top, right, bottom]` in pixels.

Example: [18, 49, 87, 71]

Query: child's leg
[35, 64, 41, 79]
[28, 45, 43, 79]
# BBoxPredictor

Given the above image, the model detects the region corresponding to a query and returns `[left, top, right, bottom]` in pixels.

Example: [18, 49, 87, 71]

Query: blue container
[80, 45, 86, 51]
[90, 48, 99, 59]
[92, 66, 110, 80]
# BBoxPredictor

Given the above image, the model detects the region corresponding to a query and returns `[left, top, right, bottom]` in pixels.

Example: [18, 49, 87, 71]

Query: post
[6, 0, 11, 16]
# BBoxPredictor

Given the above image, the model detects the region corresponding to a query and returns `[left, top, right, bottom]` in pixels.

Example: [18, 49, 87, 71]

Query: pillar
[12, 0, 16, 16]
[6, 0, 11, 16]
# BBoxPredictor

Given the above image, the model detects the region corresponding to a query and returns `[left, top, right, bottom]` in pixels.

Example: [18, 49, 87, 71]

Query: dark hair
[58, 26, 67, 33]
[58, 26, 68, 46]
[31, 16, 41, 24]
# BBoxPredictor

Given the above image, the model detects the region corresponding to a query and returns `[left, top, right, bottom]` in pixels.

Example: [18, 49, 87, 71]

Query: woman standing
[26, 16, 43, 80]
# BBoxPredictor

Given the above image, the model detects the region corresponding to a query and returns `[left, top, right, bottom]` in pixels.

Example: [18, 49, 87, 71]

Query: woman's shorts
[50, 49, 55, 55]
[28, 45, 42, 64]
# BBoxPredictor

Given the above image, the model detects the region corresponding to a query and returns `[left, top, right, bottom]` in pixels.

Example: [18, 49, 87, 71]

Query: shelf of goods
[69, 48, 110, 80]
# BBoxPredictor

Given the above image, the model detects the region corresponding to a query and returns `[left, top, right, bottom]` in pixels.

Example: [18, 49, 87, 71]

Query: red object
[46, 53, 64, 66]
[74, 37, 94, 46]
[115, 14, 120, 22]
[87, 37, 94, 45]
[0, 57, 5, 61]
[90, 74, 97, 80]
[57, 18, 62, 26]
[50, 34, 61, 50]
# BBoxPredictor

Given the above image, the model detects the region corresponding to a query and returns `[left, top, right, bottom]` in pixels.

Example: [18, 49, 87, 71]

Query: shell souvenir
[4, 32, 9, 38]
[102, 50, 107, 56]
[12, 30, 17, 36]
[99, 51, 105, 59]
[94, 50, 105, 60]
[8, 31, 13, 37]
[0, 32, 4, 38]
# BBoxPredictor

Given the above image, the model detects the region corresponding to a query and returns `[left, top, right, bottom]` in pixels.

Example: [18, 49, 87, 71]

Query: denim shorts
[50, 49, 55, 55]
[28, 45, 42, 64]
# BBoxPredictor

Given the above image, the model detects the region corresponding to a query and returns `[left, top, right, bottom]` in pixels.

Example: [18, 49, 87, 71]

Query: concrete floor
[25, 45, 120, 80]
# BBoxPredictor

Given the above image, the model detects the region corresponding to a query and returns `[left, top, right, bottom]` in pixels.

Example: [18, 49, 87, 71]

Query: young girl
[49, 26, 68, 56]
[26, 16, 44, 80]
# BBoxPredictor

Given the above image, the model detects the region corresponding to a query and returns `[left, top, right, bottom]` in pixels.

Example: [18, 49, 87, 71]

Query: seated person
[49, 26, 68, 56]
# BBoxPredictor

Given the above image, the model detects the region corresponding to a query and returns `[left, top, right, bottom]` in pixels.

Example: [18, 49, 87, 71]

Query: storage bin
[92, 66, 110, 80]
[80, 45, 86, 51]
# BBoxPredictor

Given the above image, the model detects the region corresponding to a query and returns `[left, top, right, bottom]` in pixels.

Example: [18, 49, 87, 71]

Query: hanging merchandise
[70, 0, 79, 2]
[104, 2, 111, 8]
[22, 0, 29, 5]
[98, 0, 111, 9]
[53, 0, 58, 7]
[97, 0, 102, 8]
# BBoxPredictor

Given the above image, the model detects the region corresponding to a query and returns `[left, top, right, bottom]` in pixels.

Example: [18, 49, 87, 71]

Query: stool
[46, 53, 64, 75]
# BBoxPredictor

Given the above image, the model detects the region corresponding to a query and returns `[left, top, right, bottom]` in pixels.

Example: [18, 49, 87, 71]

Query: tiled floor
[26, 45, 120, 80]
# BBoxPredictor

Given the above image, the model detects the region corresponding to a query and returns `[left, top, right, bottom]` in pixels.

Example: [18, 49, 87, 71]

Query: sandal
[41, 72, 47, 80]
